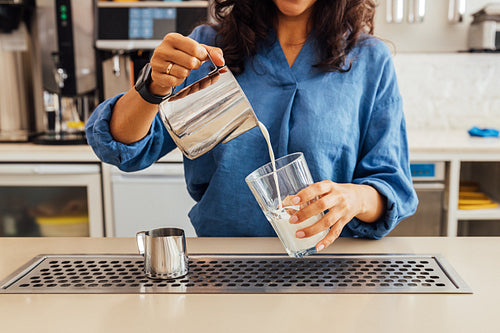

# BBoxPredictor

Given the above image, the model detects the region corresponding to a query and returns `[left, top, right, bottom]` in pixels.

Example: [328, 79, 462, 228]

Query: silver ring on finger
[165, 62, 174, 75]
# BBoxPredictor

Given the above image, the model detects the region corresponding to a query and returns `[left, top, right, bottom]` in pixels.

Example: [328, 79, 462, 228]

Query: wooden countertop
[0, 237, 498, 333]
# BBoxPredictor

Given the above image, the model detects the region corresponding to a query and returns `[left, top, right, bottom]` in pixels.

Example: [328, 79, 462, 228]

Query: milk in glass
[256, 122, 326, 257]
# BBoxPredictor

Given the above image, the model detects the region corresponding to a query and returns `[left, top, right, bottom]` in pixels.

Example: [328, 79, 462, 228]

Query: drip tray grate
[0, 254, 472, 294]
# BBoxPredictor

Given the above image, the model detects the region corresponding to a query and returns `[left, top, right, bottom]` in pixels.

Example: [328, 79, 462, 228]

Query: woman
[86, 0, 418, 251]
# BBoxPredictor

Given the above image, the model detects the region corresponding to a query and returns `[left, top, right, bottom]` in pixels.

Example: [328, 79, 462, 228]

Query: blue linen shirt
[86, 25, 418, 238]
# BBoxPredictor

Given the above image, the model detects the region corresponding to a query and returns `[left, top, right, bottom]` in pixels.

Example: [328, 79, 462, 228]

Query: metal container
[158, 55, 258, 159]
[136, 227, 188, 279]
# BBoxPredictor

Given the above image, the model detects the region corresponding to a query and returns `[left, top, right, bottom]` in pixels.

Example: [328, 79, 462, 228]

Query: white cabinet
[105, 163, 196, 237]
[410, 155, 500, 237]
[0, 163, 104, 237]
[456, 162, 500, 236]
[3, 140, 500, 238]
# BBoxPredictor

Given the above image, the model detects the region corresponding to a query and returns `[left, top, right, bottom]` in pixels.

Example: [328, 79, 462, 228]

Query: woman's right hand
[148, 33, 225, 96]
[109, 33, 224, 144]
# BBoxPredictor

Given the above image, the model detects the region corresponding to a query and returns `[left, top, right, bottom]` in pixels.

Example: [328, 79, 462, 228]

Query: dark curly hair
[210, 0, 377, 74]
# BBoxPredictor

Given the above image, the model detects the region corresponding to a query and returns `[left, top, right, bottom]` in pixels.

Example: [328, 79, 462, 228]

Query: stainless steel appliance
[468, 3, 500, 51]
[0, 0, 35, 142]
[31, 0, 97, 144]
[390, 162, 446, 236]
[95, 1, 208, 102]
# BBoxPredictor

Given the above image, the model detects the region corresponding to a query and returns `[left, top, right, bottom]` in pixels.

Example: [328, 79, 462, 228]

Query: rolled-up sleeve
[343, 96, 418, 239]
[340, 49, 418, 239]
[85, 93, 177, 171]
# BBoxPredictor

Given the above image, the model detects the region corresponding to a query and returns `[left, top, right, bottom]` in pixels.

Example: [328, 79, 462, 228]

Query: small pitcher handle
[136, 231, 146, 256]
[205, 48, 224, 76]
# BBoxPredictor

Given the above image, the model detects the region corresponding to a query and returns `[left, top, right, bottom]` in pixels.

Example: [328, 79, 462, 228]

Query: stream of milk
[257, 121, 282, 209]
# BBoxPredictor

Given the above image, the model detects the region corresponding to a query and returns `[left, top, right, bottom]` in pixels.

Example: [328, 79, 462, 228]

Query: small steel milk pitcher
[158, 53, 258, 159]
[136, 227, 188, 279]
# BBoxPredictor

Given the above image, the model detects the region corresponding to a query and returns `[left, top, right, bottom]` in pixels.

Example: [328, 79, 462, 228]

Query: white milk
[256, 121, 326, 256]
[268, 207, 326, 255]
[257, 121, 282, 209]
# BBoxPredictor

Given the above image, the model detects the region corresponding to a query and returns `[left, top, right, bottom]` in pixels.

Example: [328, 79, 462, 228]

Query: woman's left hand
[284, 181, 385, 252]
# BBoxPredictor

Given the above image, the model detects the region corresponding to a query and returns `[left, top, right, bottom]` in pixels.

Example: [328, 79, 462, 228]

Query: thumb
[201, 44, 225, 67]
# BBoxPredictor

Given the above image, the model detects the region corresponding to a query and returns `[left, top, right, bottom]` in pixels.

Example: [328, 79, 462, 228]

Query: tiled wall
[393, 53, 500, 130]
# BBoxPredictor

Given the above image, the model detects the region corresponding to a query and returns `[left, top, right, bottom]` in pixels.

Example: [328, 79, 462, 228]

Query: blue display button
[410, 164, 435, 178]
[130, 8, 142, 19]
[142, 8, 154, 19]
[163, 8, 176, 19]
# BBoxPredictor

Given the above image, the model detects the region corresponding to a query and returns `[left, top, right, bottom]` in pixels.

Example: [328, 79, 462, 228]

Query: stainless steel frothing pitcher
[158, 54, 258, 159]
[136, 227, 188, 279]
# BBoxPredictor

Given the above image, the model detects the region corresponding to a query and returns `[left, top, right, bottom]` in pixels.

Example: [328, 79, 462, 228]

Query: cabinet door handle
[32, 165, 100, 175]
[413, 183, 445, 190]
[0, 164, 100, 175]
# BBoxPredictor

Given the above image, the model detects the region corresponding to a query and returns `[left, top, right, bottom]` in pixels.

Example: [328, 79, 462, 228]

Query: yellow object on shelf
[459, 192, 489, 199]
[459, 185, 481, 193]
[458, 198, 493, 205]
[458, 181, 499, 210]
[458, 202, 499, 210]
[66, 121, 85, 129]
[36, 216, 89, 237]
[459, 181, 480, 193]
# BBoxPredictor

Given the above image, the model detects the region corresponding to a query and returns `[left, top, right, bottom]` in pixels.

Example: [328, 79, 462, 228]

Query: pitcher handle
[206, 49, 224, 76]
[136, 231, 146, 256]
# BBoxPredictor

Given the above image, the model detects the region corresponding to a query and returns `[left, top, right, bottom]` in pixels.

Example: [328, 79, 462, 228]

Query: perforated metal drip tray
[0, 254, 472, 294]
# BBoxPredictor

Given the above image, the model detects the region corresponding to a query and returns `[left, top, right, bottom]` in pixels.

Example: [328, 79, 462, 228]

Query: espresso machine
[95, 1, 208, 102]
[31, 0, 96, 144]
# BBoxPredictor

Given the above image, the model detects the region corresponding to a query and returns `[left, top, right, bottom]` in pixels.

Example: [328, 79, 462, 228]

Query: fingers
[284, 207, 299, 216]
[163, 32, 208, 61]
[203, 44, 225, 67]
[289, 181, 356, 252]
[282, 195, 300, 207]
[294, 210, 348, 253]
[151, 51, 197, 75]
[287, 181, 337, 224]
[292, 181, 335, 206]
[315, 221, 346, 252]
[295, 209, 344, 239]
[289, 192, 338, 224]
[150, 57, 191, 89]
[149, 33, 225, 93]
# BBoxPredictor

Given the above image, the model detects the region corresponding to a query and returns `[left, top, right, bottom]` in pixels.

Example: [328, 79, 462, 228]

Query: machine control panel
[410, 162, 445, 181]
[96, 1, 208, 51]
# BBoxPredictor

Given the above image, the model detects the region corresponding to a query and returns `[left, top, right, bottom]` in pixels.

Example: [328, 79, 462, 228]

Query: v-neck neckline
[286, 35, 310, 67]
[271, 29, 315, 77]
[280, 40, 306, 68]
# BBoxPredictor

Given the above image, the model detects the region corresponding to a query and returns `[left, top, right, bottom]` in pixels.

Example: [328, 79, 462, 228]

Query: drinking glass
[245, 152, 328, 257]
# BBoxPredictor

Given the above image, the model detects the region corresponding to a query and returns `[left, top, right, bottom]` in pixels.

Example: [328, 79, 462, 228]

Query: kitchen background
[0, 0, 499, 238]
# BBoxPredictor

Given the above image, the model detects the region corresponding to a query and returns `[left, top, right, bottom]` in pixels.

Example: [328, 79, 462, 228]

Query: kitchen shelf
[97, 1, 208, 8]
[456, 206, 500, 221]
